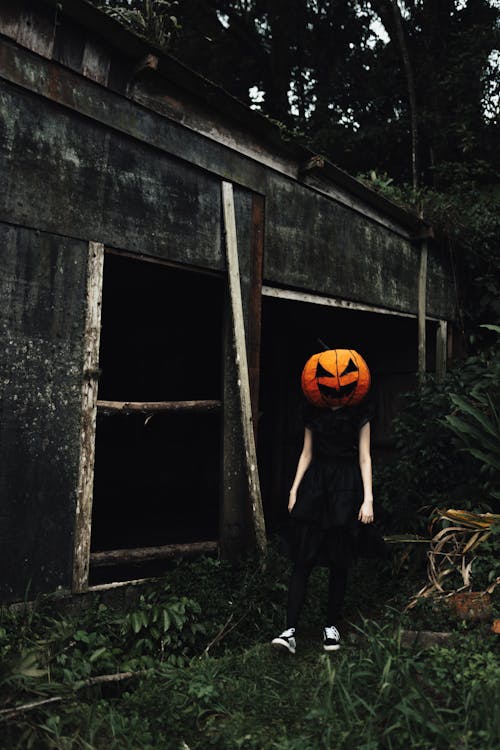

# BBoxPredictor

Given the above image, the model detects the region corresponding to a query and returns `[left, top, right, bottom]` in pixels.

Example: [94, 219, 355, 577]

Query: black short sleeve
[358, 396, 376, 429]
[301, 401, 322, 429]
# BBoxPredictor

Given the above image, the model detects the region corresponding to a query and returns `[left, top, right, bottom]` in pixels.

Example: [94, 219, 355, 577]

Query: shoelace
[280, 628, 295, 638]
[324, 626, 340, 640]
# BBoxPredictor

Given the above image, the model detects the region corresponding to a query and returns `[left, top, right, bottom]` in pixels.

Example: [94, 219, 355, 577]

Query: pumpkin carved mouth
[317, 380, 357, 399]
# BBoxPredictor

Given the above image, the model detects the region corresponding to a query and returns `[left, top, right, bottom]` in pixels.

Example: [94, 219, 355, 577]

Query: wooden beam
[262, 285, 442, 322]
[72, 241, 104, 593]
[435, 320, 447, 381]
[248, 193, 265, 441]
[97, 399, 221, 415]
[0, 33, 419, 239]
[104, 246, 223, 278]
[418, 240, 428, 377]
[222, 181, 266, 559]
[82, 38, 111, 86]
[90, 541, 218, 568]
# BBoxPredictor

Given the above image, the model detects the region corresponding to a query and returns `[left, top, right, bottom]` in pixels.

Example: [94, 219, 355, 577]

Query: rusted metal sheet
[0, 224, 88, 602]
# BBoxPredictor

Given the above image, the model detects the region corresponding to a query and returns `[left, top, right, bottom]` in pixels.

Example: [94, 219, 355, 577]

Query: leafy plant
[307, 619, 499, 750]
[99, 0, 180, 49]
[122, 587, 206, 668]
[444, 324, 500, 505]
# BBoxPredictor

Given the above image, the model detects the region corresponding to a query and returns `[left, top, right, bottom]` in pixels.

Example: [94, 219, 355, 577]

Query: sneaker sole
[271, 638, 296, 654]
[323, 644, 340, 651]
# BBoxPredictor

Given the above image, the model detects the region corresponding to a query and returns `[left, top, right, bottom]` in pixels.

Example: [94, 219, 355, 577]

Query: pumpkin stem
[317, 338, 331, 351]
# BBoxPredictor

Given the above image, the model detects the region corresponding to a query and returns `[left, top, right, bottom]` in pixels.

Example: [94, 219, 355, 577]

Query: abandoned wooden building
[0, 0, 455, 603]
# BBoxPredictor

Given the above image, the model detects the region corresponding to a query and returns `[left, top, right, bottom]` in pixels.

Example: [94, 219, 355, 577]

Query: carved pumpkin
[301, 349, 371, 408]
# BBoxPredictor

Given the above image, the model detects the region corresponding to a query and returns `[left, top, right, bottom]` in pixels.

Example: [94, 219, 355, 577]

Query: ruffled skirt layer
[288, 457, 387, 568]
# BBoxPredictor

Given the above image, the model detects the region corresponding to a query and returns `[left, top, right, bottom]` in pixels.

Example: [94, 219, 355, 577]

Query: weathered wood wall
[0, 4, 455, 319]
[0, 225, 88, 601]
[0, 0, 457, 600]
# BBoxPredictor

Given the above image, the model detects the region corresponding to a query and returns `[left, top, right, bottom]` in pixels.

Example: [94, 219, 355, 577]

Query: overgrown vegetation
[4, 3, 498, 747]
[1, 550, 499, 749]
[377, 326, 500, 534]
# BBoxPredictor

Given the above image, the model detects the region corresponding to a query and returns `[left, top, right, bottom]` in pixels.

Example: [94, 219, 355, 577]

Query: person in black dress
[271, 399, 383, 654]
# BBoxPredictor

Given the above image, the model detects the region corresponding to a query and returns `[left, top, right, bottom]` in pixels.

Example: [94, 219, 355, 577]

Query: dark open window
[89, 252, 223, 583]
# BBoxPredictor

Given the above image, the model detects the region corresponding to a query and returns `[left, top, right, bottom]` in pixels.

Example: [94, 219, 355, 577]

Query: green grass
[1, 550, 499, 749]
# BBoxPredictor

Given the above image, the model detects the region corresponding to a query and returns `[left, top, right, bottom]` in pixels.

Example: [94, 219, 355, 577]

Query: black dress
[288, 401, 387, 568]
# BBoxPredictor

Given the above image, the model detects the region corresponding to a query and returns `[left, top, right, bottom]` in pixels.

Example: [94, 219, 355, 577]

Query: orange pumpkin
[301, 349, 371, 408]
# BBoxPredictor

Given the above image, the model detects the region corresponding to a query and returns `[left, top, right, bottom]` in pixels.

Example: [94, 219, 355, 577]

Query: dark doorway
[257, 294, 434, 532]
[90, 253, 224, 582]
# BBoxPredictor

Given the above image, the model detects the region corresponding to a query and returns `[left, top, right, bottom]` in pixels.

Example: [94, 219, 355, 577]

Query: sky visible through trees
[98, 0, 498, 187]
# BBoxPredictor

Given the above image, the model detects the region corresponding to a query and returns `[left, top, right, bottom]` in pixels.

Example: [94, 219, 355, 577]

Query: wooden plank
[262, 285, 443, 322]
[248, 193, 265, 440]
[435, 319, 447, 381]
[97, 399, 221, 415]
[0, 29, 418, 241]
[418, 240, 428, 376]
[72, 241, 104, 593]
[222, 181, 266, 558]
[82, 38, 110, 86]
[104, 246, 223, 277]
[90, 541, 218, 568]
[0, 0, 21, 40]
[17, 5, 55, 60]
[221, 296, 248, 558]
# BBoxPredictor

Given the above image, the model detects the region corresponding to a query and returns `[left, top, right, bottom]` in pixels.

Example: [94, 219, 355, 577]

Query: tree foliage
[95, 2, 499, 185]
[94, 1, 499, 328]
[163, 0, 499, 188]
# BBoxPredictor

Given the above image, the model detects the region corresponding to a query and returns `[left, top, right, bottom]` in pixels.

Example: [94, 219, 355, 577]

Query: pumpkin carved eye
[315, 361, 333, 378]
[340, 358, 358, 377]
[301, 349, 370, 408]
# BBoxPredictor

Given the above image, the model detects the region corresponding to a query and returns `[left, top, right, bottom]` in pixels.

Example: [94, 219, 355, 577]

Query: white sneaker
[271, 627, 296, 654]
[323, 625, 341, 651]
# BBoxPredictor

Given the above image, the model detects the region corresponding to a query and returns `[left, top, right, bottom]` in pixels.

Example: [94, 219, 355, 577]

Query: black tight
[286, 563, 348, 629]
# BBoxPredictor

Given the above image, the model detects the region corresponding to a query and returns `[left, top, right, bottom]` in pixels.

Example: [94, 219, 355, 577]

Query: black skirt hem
[287, 518, 388, 568]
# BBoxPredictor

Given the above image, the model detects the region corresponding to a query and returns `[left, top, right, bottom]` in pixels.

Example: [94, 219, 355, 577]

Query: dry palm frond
[407, 509, 500, 609]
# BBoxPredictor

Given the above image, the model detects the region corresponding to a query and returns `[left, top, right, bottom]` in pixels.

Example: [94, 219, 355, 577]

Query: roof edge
[42, 0, 427, 234]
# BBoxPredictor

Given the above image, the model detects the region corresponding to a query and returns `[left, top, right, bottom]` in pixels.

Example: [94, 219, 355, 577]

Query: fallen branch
[202, 609, 252, 657]
[0, 670, 151, 722]
[0, 696, 63, 721]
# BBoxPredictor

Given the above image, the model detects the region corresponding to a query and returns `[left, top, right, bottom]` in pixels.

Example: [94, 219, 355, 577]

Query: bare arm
[288, 428, 313, 512]
[358, 422, 374, 524]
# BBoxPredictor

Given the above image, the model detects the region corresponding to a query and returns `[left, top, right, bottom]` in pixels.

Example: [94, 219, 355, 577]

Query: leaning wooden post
[418, 239, 428, 380]
[221, 181, 267, 559]
[72, 242, 104, 592]
[435, 320, 448, 382]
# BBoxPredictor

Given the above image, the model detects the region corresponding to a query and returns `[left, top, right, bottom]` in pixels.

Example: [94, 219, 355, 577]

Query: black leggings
[286, 562, 348, 629]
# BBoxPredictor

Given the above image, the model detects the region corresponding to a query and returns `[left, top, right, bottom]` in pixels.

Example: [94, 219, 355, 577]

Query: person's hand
[358, 501, 374, 524]
[288, 489, 297, 513]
